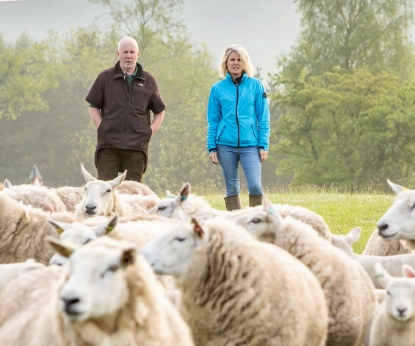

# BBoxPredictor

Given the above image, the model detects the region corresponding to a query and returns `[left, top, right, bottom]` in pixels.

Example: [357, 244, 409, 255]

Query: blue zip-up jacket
[206, 73, 270, 152]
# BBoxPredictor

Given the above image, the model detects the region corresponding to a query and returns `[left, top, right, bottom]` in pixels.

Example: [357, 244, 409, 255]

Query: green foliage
[272, 68, 415, 187]
[0, 33, 58, 120]
[278, 0, 415, 81]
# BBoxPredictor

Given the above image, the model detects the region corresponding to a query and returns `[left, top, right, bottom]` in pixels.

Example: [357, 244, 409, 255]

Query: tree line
[1, 0, 415, 193]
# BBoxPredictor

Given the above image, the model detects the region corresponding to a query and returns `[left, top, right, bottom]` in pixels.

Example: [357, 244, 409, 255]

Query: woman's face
[226, 51, 244, 78]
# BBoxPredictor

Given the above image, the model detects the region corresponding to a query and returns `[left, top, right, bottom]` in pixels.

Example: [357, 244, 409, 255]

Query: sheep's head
[47, 236, 136, 322]
[377, 179, 415, 241]
[147, 182, 190, 219]
[375, 262, 415, 321]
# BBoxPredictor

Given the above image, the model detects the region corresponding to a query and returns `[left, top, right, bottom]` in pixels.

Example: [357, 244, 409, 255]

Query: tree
[88, 0, 185, 55]
[277, 0, 415, 82]
[272, 68, 415, 187]
[0, 33, 58, 120]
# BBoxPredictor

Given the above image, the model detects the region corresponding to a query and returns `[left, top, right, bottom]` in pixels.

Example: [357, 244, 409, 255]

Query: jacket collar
[114, 61, 144, 81]
[225, 72, 247, 84]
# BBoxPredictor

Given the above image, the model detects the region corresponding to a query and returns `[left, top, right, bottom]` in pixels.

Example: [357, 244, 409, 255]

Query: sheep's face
[234, 211, 277, 243]
[148, 197, 180, 218]
[140, 223, 204, 277]
[377, 190, 415, 241]
[83, 181, 115, 217]
[59, 245, 133, 322]
[385, 280, 415, 321]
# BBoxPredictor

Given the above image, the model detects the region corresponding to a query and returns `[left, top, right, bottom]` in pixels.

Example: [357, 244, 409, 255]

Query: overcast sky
[0, 0, 301, 80]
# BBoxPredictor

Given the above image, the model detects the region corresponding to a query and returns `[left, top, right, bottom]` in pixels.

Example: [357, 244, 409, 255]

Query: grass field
[203, 189, 396, 254]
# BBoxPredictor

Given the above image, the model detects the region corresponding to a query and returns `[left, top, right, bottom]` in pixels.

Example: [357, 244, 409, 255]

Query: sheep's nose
[377, 223, 388, 232]
[62, 297, 80, 314]
[85, 204, 96, 214]
[397, 307, 407, 317]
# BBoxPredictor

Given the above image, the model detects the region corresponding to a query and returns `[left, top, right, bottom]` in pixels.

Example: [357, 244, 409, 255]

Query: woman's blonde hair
[219, 44, 254, 78]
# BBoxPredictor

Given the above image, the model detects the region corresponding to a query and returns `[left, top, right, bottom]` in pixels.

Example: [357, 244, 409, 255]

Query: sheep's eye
[387, 291, 390, 295]
[83, 238, 93, 245]
[250, 218, 262, 224]
[158, 206, 167, 211]
[105, 189, 111, 194]
[107, 264, 119, 272]
[411, 203, 415, 210]
[174, 237, 186, 242]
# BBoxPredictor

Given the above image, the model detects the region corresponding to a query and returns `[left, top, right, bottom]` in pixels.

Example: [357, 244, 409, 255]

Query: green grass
[204, 190, 395, 254]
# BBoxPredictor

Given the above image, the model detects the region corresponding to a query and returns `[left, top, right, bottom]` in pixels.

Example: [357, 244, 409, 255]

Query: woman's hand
[208, 152, 219, 164]
[259, 150, 268, 162]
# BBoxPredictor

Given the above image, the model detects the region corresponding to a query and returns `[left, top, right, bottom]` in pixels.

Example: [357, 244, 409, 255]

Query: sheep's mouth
[379, 231, 397, 239]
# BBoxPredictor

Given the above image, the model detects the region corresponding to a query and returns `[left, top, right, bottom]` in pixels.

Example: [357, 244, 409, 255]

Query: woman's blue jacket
[206, 73, 270, 152]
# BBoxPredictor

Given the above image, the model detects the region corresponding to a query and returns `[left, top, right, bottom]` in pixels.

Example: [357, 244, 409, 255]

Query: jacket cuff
[208, 148, 217, 153]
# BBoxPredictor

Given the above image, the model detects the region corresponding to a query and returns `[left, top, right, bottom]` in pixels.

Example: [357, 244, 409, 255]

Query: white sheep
[376, 179, 415, 251]
[363, 227, 409, 256]
[365, 263, 415, 346]
[149, 182, 332, 240]
[0, 259, 45, 293]
[0, 236, 194, 346]
[0, 191, 75, 264]
[3, 179, 68, 213]
[141, 217, 328, 346]
[116, 180, 157, 196]
[73, 164, 140, 220]
[234, 195, 377, 346]
[331, 227, 415, 288]
[52, 185, 85, 212]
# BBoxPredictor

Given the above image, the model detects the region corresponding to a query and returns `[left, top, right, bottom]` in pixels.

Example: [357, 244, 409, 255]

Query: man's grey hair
[117, 36, 140, 52]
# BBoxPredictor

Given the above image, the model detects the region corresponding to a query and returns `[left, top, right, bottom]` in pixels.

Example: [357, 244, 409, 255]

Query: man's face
[117, 40, 139, 74]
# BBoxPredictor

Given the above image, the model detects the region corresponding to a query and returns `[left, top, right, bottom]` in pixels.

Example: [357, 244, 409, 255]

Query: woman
[206, 44, 270, 210]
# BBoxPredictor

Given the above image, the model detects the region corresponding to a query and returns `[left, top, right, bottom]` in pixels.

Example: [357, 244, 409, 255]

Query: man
[85, 36, 165, 182]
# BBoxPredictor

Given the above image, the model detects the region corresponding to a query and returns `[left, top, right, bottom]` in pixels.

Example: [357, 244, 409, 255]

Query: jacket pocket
[217, 125, 226, 142]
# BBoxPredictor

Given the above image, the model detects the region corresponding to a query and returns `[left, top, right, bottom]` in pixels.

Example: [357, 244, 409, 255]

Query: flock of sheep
[0, 167, 414, 346]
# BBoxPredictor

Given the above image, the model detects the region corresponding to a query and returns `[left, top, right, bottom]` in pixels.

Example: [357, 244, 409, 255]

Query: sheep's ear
[191, 217, 205, 238]
[375, 262, 392, 289]
[94, 214, 118, 236]
[111, 171, 127, 189]
[387, 179, 407, 194]
[81, 164, 97, 182]
[46, 236, 78, 258]
[179, 183, 191, 202]
[263, 195, 282, 230]
[120, 247, 136, 267]
[165, 190, 175, 198]
[344, 227, 361, 245]
[3, 179, 12, 189]
[47, 219, 74, 235]
[402, 264, 415, 278]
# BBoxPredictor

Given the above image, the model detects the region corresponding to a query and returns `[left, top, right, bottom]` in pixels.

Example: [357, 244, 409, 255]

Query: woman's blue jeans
[217, 144, 263, 197]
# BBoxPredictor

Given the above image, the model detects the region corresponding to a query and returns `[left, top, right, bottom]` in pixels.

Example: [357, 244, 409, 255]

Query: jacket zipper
[124, 77, 129, 149]
[235, 82, 240, 147]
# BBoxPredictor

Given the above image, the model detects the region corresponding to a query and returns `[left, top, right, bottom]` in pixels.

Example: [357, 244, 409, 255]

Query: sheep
[0, 236, 194, 346]
[365, 263, 415, 346]
[52, 185, 85, 212]
[140, 217, 328, 346]
[3, 179, 68, 213]
[0, 259, 45, 293]
[363, 229, 410, 256]
[0, 191, 75, 264]
[73, 164, 139, 220]
[234, 195, 377, 346]
[118, 193, 160, 212]
[149, 182, 332, 240]
[331, 227, 415, 288]
[48, 214, 181, 266]
[376, 179, 415, 251]
[116, 180, 157, 196]
[48, 214, 180, 293]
